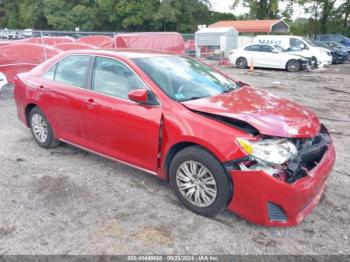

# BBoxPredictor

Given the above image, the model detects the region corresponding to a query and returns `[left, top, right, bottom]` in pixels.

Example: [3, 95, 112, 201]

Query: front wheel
[311, 56, 318, 66]
[169, 146, 232, 217]
[286, 60, 301, 72]
[29, 106, 60, 148]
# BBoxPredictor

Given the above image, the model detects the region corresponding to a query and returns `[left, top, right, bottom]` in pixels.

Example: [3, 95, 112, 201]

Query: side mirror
[128, 88, 148, 104]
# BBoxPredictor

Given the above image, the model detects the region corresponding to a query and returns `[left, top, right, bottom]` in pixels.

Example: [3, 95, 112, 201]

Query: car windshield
[303, 38, 317, 47]
[133, 56, 239, 102]
[340, 35, 350, 41]
[327, 41, 343, 48]
[313, 41, 329, 49]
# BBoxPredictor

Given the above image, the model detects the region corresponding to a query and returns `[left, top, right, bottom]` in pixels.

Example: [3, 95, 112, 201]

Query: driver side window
[92, 57, 146, 100]
[244, 45, 261, 52]
[290, 38, 308, 50]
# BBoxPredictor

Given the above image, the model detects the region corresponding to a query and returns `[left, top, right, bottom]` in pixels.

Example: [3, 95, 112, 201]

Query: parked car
[312, 40, 348, 64]
[2, 28, 17, 39]
[255, 35, 333, 66]
[184, 39, 196, 57]
[229, 44, 312, 72]
[323, 41, 349, 58]
[315, 34, 350, 53]
[14, 50, 335, 226]
[23, 29, 33, 38]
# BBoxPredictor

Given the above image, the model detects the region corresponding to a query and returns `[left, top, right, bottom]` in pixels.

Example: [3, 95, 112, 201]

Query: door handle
[85, 98, 97, 108]
[39, 85, 46, 91]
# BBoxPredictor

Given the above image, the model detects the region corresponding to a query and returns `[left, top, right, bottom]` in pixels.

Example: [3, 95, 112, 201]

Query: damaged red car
[14, 50, 336, 226]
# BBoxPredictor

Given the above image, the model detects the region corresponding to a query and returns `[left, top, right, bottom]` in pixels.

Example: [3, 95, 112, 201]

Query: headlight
[236, 138, 298, 165]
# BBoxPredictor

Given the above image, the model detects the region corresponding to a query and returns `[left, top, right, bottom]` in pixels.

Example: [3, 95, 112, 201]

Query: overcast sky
[209, 0, 311, 19]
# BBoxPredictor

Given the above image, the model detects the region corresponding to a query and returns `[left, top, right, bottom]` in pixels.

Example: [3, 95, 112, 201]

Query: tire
[311, 56, 318, 66]
[29, 106, 60, 149]
[236, 57, 248, 69]
[286, 60, 301, 72]
[169, 146, 232, 217]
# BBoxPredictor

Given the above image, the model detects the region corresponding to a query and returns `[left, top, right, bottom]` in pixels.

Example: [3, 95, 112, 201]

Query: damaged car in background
[312, 40, 349, 64]
[229, 44, 315, 72]
[13, 50, 335, 227]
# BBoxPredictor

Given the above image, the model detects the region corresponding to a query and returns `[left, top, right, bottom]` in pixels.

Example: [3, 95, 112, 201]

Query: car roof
[60, 49, 175, 59]
[316, 34, 341, 36]
[257, 35, 303, 39]
[245, 43, 274, 47]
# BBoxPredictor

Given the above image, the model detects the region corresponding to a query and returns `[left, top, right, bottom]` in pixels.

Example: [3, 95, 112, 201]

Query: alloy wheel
[287, 61, 300, 72]
[176, 160, 217, 208]
[31, 113, 48, 143]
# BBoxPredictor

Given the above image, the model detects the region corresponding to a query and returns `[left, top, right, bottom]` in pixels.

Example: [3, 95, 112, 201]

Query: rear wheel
[29, 107, 60, 148]
[169, 146, 232, 217]
[236, 57, 248, 69]
[286, 60, 301, 72]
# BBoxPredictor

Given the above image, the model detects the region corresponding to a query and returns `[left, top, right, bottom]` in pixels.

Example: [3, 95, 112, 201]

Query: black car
[312, 40, 348, 64]
[323, 41, 349, 58]
[314, 34, 350, 53]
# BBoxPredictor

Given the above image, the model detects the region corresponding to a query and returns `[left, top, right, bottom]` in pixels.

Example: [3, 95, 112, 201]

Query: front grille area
[286, 125, 331, 183]
[268, 202, 287, 222]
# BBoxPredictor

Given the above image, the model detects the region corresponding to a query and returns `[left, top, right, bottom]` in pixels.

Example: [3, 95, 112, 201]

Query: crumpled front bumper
[227, 144, 336, 227]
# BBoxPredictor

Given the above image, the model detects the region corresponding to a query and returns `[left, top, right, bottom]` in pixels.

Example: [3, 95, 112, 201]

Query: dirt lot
[0, 62, 349, 255]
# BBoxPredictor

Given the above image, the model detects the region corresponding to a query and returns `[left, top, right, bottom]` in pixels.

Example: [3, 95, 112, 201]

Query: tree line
[0, 0, 235, 32]
[233, 0, 349, 36]
[0, 0, 349, 37]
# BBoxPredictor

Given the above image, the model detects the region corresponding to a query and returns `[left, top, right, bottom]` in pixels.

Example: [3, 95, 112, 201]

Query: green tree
[68, 4, 95, 31]
[338, 0, 350, 28]
[41, 0, 97, 30]
[155, 0, 211, 32]
[18, 0, 47, 29]
[208, 11, 236, 25]
[94, 0, 121, 31]
[43, 0, 75, 30]
[297, 0, 338, 34]
[0, 0, 21, 28]
[115, 0, 160, 31]
[232, 0, 280, 19]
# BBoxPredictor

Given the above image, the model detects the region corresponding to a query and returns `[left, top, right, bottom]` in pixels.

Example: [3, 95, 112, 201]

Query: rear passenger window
[43, 64, 57, 81]
[261, 45, 274, 52]
[92, 57, 146, 100]
[55, 55, 90, 88]
[244, 45, 261, 52]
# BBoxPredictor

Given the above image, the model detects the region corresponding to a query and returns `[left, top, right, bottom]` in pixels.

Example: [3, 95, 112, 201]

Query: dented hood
[182, 87, 320, 138]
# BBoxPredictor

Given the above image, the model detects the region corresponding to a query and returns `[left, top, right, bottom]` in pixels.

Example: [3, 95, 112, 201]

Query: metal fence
[0, 29, 195, 41]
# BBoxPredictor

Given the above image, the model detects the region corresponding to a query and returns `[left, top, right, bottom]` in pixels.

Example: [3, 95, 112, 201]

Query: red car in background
[14, 50, 335, 226]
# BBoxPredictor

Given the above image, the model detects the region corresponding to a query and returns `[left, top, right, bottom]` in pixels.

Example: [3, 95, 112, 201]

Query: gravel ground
[0, 62, 349, 255]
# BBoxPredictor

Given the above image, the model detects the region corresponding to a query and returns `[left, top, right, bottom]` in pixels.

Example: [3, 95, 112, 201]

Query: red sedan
[14, 50, 335, 226]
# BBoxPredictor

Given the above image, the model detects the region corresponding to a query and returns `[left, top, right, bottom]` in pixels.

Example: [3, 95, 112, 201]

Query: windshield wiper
[236, 81, 248, 87]
[222, 89, 234, 94]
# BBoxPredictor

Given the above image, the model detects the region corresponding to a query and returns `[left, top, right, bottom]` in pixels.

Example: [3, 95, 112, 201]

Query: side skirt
[59, 138, 159, 176]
